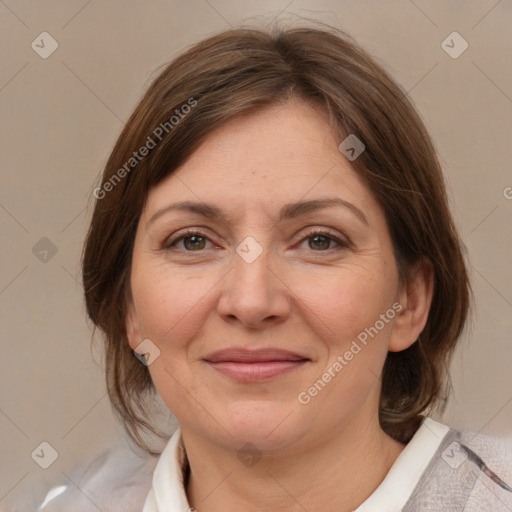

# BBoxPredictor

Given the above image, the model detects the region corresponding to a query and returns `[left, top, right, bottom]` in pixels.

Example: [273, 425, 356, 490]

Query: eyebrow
[147, 197, 368, 227]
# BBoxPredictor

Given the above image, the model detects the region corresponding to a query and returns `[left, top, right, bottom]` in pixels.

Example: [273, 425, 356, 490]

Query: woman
[35, 23, 511, 512]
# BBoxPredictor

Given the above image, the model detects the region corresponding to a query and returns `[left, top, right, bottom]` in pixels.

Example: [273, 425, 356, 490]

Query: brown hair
[82, 22, 471, 454]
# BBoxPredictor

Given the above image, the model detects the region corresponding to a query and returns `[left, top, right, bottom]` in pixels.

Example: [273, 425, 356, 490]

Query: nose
[216, 243, 291, 330]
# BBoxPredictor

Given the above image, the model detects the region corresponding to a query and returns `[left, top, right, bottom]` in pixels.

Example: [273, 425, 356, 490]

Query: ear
[388, 258, 434, 352]
[125, 299, 142, 351]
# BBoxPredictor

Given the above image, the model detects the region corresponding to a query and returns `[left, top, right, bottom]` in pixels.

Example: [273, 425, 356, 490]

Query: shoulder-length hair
[82, 23, 471, 454]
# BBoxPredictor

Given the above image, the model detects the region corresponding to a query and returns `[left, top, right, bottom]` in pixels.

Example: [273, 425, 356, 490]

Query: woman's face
[126, 98, 414, 451]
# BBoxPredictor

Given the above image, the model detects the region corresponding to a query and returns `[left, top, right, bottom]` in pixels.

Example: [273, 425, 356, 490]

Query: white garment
[142, 422, 449, 511]
[142, 417, 512, 511]
[16, 417, 512, 511]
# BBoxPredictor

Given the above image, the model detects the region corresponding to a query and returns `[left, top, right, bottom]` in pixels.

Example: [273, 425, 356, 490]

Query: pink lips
[203, 348, 309, 382]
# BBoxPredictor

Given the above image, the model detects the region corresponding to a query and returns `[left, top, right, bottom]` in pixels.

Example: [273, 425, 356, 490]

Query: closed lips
[203, 348, 309, 363]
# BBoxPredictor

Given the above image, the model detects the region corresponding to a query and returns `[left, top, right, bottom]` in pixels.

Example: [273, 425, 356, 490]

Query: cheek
[130, 262, 217, 348]
[291, 262, 397, 348]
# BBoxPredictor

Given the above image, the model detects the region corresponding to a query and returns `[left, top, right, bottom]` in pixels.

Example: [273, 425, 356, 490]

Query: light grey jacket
[5, 418, 512, 511]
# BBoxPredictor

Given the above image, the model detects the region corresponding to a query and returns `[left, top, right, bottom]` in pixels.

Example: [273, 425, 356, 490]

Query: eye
[162, 228, 350, 253]
[163, 229, 214, 251]
[298, 228, 349, 252]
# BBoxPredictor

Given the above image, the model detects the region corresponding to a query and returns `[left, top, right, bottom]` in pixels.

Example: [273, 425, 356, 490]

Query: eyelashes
[163, 228, 213, 252]
[162, 227, 350, 254]
[300, 227, 350, 251]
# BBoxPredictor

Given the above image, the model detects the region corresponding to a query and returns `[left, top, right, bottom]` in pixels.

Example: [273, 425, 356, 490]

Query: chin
[212, 399, 305, 451]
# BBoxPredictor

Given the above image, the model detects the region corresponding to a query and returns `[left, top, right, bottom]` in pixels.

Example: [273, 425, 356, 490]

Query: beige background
[1, 0, 511, 506]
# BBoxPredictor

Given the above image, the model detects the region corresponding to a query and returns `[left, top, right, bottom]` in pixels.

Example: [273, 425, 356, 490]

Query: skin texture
[126, 98, 434, 512]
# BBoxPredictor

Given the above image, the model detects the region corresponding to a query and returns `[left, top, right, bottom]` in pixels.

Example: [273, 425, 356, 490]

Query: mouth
[202, 348, 310, 382]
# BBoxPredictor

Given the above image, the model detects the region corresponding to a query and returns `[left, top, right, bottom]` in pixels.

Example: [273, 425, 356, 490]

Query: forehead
[142, 99, 379, 224]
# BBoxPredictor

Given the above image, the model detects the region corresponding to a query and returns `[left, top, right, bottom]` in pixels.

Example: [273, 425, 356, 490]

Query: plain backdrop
[1, 0, 511, 506]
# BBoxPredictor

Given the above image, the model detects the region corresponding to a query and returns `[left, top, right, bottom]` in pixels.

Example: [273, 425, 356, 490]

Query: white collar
[142, 427, 190, 511]
[143, 417, 450, 512]
[355, 417, 450, 511]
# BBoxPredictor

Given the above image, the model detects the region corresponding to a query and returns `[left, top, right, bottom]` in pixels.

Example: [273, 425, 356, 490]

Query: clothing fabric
[13, 417, 512, 511]
[142, 417, 512, 511]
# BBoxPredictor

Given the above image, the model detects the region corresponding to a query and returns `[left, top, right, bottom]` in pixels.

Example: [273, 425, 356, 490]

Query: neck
[182, 413, 406, 512]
